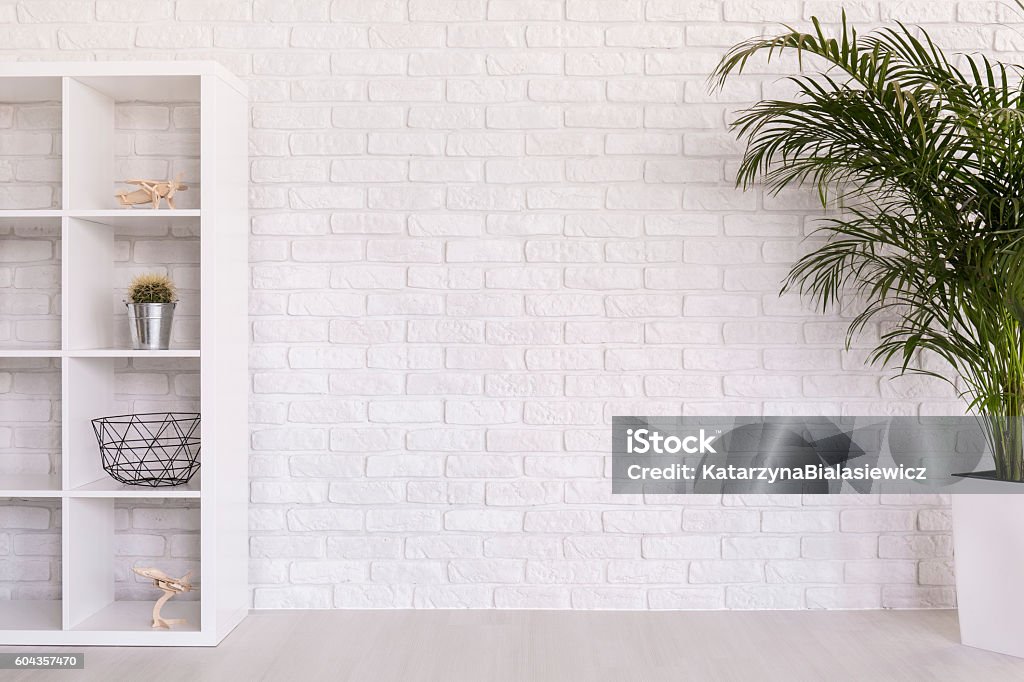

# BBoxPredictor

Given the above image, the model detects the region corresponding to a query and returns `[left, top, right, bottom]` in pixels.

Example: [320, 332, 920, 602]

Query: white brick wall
[0, 221, 60, 349]
[1, 0, 998, 610]
[0, 358, 60, 479]
[0, 498, 60, 600]
[0, 101, 61, 210]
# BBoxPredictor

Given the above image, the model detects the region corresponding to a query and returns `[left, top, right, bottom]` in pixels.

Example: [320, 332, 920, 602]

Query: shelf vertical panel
[200, 74, 250, 642]
[63, 78, 114, 211]
[63, 357, 114, 489]
[63, 218, 114, 351]
[64, 497, 114, 629]
[60, 77, 71, 212]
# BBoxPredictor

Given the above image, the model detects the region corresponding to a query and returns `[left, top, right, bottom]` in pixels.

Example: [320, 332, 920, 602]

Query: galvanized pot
[126, 302, 176, 350]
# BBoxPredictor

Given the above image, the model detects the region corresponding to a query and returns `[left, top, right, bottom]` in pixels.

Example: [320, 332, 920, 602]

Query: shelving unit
[0, 62, 248, 646]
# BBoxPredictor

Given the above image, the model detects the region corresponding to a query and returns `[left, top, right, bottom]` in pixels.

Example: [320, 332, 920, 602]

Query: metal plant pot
[126, 302, 176, 350]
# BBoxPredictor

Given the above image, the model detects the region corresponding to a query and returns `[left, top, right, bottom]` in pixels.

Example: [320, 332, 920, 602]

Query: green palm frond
[711, 9, 1024, 480]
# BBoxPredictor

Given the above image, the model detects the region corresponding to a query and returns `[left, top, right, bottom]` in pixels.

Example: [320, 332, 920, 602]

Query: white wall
[1, 0, 1003, 610]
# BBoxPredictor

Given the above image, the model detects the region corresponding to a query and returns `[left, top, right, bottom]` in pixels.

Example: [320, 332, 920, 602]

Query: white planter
[952, 485, 1024, 658]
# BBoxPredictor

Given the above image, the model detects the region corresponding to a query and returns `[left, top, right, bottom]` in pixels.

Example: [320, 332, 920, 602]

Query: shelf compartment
[0, 217, 61, 351]
[0, 497, 62, 630]
[65, 497, 200, 633]
[62, 216, 200, 352]
[0, 357, 61, 487]
[65, 76, 200, 211]
[64, 356, 200, 492]
[0, 77, 62, 211]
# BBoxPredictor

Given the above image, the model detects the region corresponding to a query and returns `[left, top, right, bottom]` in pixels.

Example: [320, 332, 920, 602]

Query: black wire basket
[91, 413, 201, 487]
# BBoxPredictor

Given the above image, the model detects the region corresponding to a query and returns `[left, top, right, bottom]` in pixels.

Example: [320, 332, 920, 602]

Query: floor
[3, 610, 1024, 681]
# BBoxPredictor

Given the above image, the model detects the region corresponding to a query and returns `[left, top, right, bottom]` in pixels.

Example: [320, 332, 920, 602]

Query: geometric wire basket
[91, 412, 201, 487]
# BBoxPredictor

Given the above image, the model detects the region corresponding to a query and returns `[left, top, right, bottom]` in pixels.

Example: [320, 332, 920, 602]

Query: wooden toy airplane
[133, 566, 195, 629]
[115, 173, 189, 209]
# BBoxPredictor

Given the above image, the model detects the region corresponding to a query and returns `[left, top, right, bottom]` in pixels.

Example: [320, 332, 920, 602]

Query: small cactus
[127, 273, 177, 304]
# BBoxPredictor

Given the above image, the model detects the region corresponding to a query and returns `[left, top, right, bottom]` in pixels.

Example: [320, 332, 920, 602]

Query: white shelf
[0, 349, 199, 359]
[0, 349, 62, 358]
[0, 209, 62, 219]
[0, 475, 61, 497]
[68, 210, 200, 228]
[0, 209, 199, 218]
[0, 600, 62, 631]
[72, 600, 200, 633]
[66, 349, 200, 358]
[0, 76, 62, 103]
[0, 62, 244, 96]
[0, 62, 248, 648]
[68, 477, 200, 499]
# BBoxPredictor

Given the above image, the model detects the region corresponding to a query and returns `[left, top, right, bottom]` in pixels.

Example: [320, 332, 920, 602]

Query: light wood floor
[3, 609, 1024, 681]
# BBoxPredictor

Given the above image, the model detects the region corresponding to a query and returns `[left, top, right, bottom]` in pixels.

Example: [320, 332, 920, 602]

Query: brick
[525, 511, 601, 533]
[723, 537, 799, 559]
[690, 561, 763, 584]
[290, 561, 365, 584]
[449, 559, 523, 583]
[447, 24, 523, 47]
[568, 53, 643, 78]
[254, 0, 330, 21]
[649, 587, 725, 609]
[368, 133, 446, 156]
[647, 0, 720, 21]
[329, 159, 406, 183]
[841, 510, 917, 533]
[526, 24, 604, 46]
[727, 585, 805, 609]
[487, 0, 559, 19]
[445, 510, 523, 532]
[526, 294, 604, 316]
[447, 291, 521, 316]
[488, 53, 564, 77]
[881, 585, 955, 609]
[570, 587, 645, 609]
[368, 77, 444, 100]
[136, 25, 210, 48]
[565, 105, 642, 128]
[607, 26, 684, 48]
[366, 510, 441, 532]
[487, 429, 561, 452]
[528, 79, 604, 103]
[406, 536, 483, 559]
[0, 506, 50, 530]
[567, 0, 641, 21]
[485, 267, 561, 289]
[254, 587, 332, 609]
[98, 0, 173, 21]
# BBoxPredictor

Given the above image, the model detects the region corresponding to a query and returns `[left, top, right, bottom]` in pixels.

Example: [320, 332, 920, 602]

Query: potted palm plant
[712, 12, 1024, 656]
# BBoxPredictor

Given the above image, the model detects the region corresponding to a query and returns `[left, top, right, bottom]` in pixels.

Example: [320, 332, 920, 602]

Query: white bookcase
[0, 63, 248, 646]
